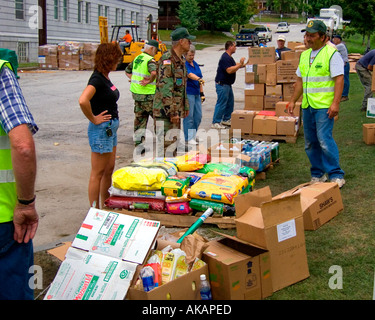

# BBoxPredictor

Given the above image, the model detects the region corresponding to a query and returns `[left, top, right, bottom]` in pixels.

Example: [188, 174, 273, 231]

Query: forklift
[99, 16, 167, 69]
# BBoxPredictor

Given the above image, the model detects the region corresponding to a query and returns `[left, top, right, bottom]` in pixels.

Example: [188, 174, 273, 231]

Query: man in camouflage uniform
[153, 27, 195, 157]
[125, 40, 159, 148]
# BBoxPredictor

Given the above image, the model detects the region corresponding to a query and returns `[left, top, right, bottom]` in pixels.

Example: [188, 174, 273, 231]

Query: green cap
[302, 20, 327, 33]
[146, 39, 160, 51]
[170, 27, 196, 41]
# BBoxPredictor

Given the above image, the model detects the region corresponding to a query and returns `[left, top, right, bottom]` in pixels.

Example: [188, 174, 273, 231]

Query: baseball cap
[146, 39, 160, 51]
[332, 34, 342, 40]
[171, 27, 196, 41]
[301, 20, 327, 33]
[277, 35, 286, 41]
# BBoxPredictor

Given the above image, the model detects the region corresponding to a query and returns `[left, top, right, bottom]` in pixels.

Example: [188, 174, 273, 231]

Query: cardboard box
[245, 83, 265, 96]
[366, 98, 375, 118]
[209, 142, 243, 157]
[363, 123, 375, 144]
[248, 47, 276, 64]
[275, 101, 301, 117]
[231, 110, 255, 134]
[266, 85, 282, 96]
[44, 208, 161, 300]
[273, 182, 344, 230]
[264, 95, 283, 110]
[252, 115, 278, 135]
[245, 64, 267, 84]
[245, 95, 264, 110]
[276, 60, 299, 83]
[203, 234, 272, 300]
[287, 41, 304, 50]
[234, 187, 309, 291]
[281, 50, 301, 61]
[277, 116, 298, 135]
[266, 63, 277, 85]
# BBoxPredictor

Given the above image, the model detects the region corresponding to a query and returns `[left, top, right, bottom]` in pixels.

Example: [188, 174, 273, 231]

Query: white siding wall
[0, 0, 159, 63]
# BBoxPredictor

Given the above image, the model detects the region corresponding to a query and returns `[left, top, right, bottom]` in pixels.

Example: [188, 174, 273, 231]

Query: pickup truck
[254, 26, 272, 42]
[235, 29, 259, 47]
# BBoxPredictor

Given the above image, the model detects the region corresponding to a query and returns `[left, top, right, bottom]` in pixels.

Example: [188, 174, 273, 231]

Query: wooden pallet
[108, 208, 236, 229]
[238, 132, 298, 143]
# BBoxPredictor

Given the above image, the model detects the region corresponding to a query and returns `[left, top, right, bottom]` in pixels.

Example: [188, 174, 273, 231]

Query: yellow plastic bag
[112, 161, 177, 191]
[190, 173, 248, 205]
[175, 153, 208, 172]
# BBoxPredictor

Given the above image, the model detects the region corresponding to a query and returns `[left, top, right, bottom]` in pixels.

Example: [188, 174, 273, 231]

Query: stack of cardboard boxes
[38, 42, 99, 71]
[232, 43, 305, 139]
[201, 181, 344, 299]
[38, 45, 59, 70]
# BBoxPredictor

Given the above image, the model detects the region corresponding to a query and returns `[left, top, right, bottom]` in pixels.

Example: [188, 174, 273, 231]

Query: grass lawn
[252, 73, 375, 300]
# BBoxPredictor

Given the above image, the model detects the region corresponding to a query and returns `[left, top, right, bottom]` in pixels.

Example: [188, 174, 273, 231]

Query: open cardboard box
[44, 208, 161, 300]
[202, 233, 272, 300]
[127, 231, 210, 300]
[234, 187, 310, 292]
[273, 182, 344, 230]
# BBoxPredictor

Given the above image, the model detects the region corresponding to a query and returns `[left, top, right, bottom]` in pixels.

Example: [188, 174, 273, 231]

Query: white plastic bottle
[199, 274, 212, 300]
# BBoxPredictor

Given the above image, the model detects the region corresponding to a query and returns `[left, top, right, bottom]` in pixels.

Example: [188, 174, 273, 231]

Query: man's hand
[327, 102, 340, 119]
[13, 203, 39, 244]
[170, 115, 180, 124]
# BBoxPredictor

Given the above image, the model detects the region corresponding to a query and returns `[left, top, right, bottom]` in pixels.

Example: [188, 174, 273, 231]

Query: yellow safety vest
[130, 53, 156, 95]
[299, 45, 337, 109]
[0, 60, 17, 223]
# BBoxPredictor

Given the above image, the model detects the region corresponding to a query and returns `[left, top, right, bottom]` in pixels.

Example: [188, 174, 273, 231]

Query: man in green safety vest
[287, 20, 346, 188]
[0, 59, 39, 299]
[125, 40, 160, 153]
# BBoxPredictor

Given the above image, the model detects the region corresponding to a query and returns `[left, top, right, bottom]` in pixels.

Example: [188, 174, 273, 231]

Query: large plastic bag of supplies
[189, 172, 249, 205]
[112, 160, 177, 191]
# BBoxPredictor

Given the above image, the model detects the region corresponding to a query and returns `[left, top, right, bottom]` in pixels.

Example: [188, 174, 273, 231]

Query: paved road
[18, 23, 305, 249]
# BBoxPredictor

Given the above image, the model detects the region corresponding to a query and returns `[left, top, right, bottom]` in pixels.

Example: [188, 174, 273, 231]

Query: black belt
[216, 81, 229, 86]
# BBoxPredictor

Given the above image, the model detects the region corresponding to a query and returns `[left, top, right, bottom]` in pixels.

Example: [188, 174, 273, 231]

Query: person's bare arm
[9, 124, 38, 243]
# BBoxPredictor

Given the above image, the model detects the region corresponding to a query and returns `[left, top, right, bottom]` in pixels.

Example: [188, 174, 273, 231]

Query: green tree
[198, 0, 255, 32]
[177, 0, 200, 31]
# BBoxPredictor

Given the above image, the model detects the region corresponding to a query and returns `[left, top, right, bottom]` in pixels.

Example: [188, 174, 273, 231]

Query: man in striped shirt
[0, 60, 39, 300]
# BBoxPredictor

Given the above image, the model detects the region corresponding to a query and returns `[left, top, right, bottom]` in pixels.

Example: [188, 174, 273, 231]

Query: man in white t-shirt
[288, 20, 345, 188]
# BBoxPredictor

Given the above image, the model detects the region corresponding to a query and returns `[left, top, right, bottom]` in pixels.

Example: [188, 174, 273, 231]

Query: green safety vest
[130, 53, 156, 95]
[0, 59, 17, 223]
[299, 45, 337, 109]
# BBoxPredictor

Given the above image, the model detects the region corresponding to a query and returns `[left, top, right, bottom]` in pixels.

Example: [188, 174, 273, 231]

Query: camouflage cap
[146, 39, 160, 51]
[171, 27, 196, 41]
[302, 20, 327, 33]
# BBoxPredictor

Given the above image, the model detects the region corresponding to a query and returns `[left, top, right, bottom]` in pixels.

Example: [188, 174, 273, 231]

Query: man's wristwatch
[18, 195, 36, 205]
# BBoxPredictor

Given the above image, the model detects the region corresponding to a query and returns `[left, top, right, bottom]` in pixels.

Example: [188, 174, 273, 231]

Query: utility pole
[38, 0, 47, 45]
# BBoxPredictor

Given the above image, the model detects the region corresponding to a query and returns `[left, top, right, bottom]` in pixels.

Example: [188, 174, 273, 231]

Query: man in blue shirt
[211, 41, 246, 129]
[355, 49, 375, 111]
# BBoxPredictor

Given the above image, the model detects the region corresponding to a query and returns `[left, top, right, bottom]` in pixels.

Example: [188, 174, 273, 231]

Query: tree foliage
[177, 0, 200, 31]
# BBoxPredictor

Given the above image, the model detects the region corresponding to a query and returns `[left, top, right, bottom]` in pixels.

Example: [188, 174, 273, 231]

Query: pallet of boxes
[38, 42, 99, 71]
[231, 42, 306, 143]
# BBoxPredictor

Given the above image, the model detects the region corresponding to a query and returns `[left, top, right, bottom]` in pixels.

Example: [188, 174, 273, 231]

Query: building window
[17, 42, 29, 63]
[85, 2, 90, 24]
[15, 0, 25, 20]
[78, 0, 83, 23]
[98, 4, 103, 17]
[63, 0, 68, 21]
[54, 0, 59, 20]
[115, 8, 120, 25]
[104, 6, 109, 18]
[121, 9, 125, 25]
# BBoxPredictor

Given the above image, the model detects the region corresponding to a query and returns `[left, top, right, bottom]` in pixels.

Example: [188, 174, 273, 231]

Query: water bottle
[199, 274, 212, 300]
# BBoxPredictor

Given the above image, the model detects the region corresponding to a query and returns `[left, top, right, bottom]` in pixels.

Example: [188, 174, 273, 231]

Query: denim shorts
[88, 118, 119, 154]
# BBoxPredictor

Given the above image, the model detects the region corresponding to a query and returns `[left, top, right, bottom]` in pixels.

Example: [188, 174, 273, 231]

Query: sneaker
[211, 123, 226, 129]
[310, 175, 328, 183]
[187, 139, 198, 145]
[340, 96, 349, 102]
[221, 119, 231, 126]
[331, 178, 346, 188]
